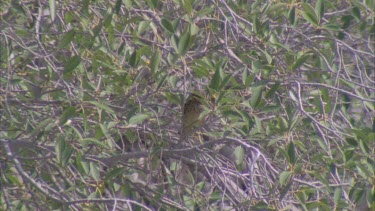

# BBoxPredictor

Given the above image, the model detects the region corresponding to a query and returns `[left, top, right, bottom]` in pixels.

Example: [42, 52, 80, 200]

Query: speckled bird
[181, 92, 205, 141]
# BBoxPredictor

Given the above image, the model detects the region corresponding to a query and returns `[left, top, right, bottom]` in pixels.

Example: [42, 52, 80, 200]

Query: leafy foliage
[1, 0, 374, 210]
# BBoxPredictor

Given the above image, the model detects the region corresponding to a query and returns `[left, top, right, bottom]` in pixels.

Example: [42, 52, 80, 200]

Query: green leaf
[288, 6, 296, 26]
[173, 34, 180, 54]
[29, 118, 54, 137]
[287, 142, 296, 164]
[290, 54, 310, 70]
[306, 201, 331, 210]
[334, 187, 342, 204]
[253, 17, 261, 34]
[349, 186, 366, 205]
[56, 136, 74, 167]
[105, 167, 126, 181]
[90, 162, 100, 181]
[365, 158, 375, 174]
[67, 124, 83, 141]
[315, 0, 324, 22]
[103, 13, 113, 28]
[123, 0, 132, 8]
[251, 60, 262, 73]
[365, 0, 374, 9]
[341, 15, 353, 29]
[75, 152, 89, 174]
[63, 55, 81, 76]
[250, 86, 263, 108]
[260, 49, 272, 64]
[242, 68, 248, 85]
[239, 110, 254, 130]
[161, 19, 175, 33]
[146, 0, 158, 9]
[278, 116, 289, 131]
[129, 50, 139, 67]
[182, 0, 192, 15]
[99, 123, 110, 140]
[82, 138, 109, 148]
[344, 148, 354, 163]
[296, 190, 307, 204]
[322, 23, 341, 32]
[157, 71, 168, 90]
[196, 5, 215, 16]
[129, 113, 149, 125]
[11, 1, 26, 15]
[234, 146, 245, 166]
[95, 126, 104, 141]
[265, 82, 280, 99]
[352, 7, 361, 21]
[300, 3, 319, 26]
[359, 139, 370, 155]
[177, 27, 192, 56]
[293, 163, 303, 174]
[150, 49, 161, 74]
[48, 0, 56, 21]
[209, 62, 224, 91]
[88, 101, 116, 115]
[316, 136, 328, 151]
[219, 73, 232, 91]
[279, 171, 293, 186]
[267, 3, 288, 16]
[137, 20, 151, 35]
[189, 23, 199, 35]
[250, 201, 274, 210]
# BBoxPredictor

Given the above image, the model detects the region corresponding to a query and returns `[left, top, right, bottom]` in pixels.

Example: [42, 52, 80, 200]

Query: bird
[181, 92, 205, 142]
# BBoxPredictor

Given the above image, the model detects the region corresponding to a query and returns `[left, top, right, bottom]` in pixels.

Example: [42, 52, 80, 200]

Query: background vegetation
[1, 0, 374, 210]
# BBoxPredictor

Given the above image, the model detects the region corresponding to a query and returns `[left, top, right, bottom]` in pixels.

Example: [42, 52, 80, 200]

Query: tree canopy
[1, 0, 374, 210]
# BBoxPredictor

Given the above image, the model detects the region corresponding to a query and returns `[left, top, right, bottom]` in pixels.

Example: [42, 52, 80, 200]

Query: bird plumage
[181, 92, 205, 142]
